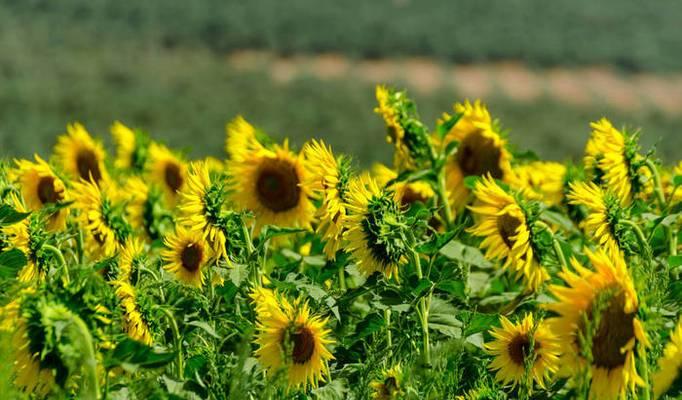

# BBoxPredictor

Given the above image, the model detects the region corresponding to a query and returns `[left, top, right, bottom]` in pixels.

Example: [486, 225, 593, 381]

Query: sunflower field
[0, 85, 680, 400]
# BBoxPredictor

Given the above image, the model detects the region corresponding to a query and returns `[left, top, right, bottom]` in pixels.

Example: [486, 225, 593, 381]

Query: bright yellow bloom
[114, 281, 153, 345]
[147, 142, 188, 206]
[1, 194, 45, 282]
[53, 122, 108, 184]
[370, 363, 404, 400]
[468, 176, 549, 291]
[546, 248, 649, 400]
[250, 288, 334, 389]
[117, 237, 145, 284]
[111, 120, 137, 170]
[225, 115, 264, 160]
[567, 181, 622, 255]
[512, 161, 566, 206]
[372, 163, 435, 210]
[162, 225, 213, 288]
[652, 316, 682, 399]
[374, 85, 412, 170]
[485, 313, 560, 389]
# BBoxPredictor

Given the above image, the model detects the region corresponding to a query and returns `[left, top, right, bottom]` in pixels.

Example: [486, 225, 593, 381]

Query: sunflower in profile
[229, 136, 315, 234]
[12, 155, 69, 231]
[485, 313, 560, 389]
[512, 161, 566, 207]
[162, 225, 213, 288]
[177, 161, 227, 258]
[147, 142, 188, 206]
[250, 288, 334, 389]
[225, 115, 264, 160]
[117, 237, 145, 285]
[439, 100, 515, 212]
[372, 163, 435, 211]
[303, 139, 352, 259]
[114, 281, 153, 345]
[2, 194, 49, 282]
[72, 179, 130, 259]
[111, 120, 149, 172]
[652, 316, 682, 399]
[203, 156, 225, 174]
[370, 364, 404, 400]
[567, 181, 626, 255]
[584, 118, 648, 205]
[0, 297, 56, 397]
[468, 176, 549, 291]
[344, 174, 408, 281]
[53, 122, 108, 184]
[546, 248, 649, 399]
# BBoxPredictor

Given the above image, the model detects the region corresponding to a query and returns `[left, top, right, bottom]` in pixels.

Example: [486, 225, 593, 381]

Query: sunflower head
[372, 163, 435, 211]
[111, 121, 150, 172]
[374, 85, 431, 171]
[251, 288, 335, 389]
[485, 313, 560, 390]
[468, 176, 549, 291]
[162, 225, 213, 288]
[344, 174, 409, 281]
[512, 161, 566, 206]
[147, 142, 188, 206]
[652, 316, 682, 399]
[117, 237, 146, 285]
[229, 139, 315, 235]
[225, 115, 265, 160]
[546, 248, 649, 399]
[370, 364, 404, 400]
[12, 155, 69, 231]
[114, 281, 154, 345]
[53, 122, 108, 184]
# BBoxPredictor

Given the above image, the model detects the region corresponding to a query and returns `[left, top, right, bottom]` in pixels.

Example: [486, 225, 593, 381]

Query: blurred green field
[1, 1, 681, 165]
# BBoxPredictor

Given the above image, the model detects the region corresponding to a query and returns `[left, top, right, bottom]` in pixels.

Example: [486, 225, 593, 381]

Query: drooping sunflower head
[374, 85, 431, 171]
[147, 142, 188, 206]
[225, 115, 265, 160]
[177, 161, 227, 258]
[546, 248, 649, 399]
[111, 121, 149, 172]
[117, 237, 146, 285]
[441, 103, 514, 211]
[652, 316, 682, 399]
[567, 181, 630, 255]
[114, 281, 154, 346]
[229, 140, 315, 234]
[468, 176, 549, 291]
[12, 155, 69, 231]
[370, 363, 404, 400]
[72, 179, 131, 260]
[372, 162, 435, 211]
[162, 225, 213, 288]
[512, 161, 566, 207]
[344, 174, 409, 281]
[303, 139, 353, 259]
[485, 313, 560, 390]
[251, 289, 335, 389]
[53, 122, 108, 184]
[584, 118, 647, 205]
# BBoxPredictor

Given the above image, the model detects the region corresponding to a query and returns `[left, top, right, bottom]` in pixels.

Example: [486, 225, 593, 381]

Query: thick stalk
[668, 227, 678, 256]
[644, 159, 666, 210]
[70, 315, 100, 400]
[436, 167, 454, 230]
[622, 220, 651, 259]
[412, 250, 431, 365]
[533, 221, 568, 269]
[638, 343, 651, 400]
[384, 308, 392, 356]
[338, 267, 347, 291]
[42, 244, 69, 283]
[159, 307, 184, 380]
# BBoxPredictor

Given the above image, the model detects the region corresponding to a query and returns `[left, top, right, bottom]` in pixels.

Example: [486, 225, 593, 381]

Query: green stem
[668, 227, 678, 256]
[159, 307, 184, 380]
[622, 220, 651, 259]
[70, 315, 100, 399]
[644, 159, 666, 210]
[384, 308, 392, 356]
[412, 250, 431, 366]
[77, 228, 84, 264]
[534, 221, 568, 269]
[338, 267, 347, 291]
[436, 167, 454, 230]
[42, 244, 69, 283]
[638, 343, 651, 400]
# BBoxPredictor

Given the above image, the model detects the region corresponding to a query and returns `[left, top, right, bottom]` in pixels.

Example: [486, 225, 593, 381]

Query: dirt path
[228, 50, 682, 115]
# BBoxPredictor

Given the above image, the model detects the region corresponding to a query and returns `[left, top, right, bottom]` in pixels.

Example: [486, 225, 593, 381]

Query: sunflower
[584, 119, 648, 205]
[250, 288, 334, 389]
[440, 101, 515, 212]
[372, 163, 435, 210]
[652, 316, 682, 399]
[0, 297, 55, 397]
[111, 120, 149, 172]
[177, 161, 227, 258]
[229, 138, 315, 234]
[512, 161, 566, 207]
[12, 155, 69, 231]
[546, 248, 649, 399]
[370, 364, 404, 400]
[53, 122, 108, 184]
[2, 194, 48, 282]
[114, 281, 153, 345]
[225, 115, 264, 160]
[485, 313, 560, 389]
[125, 176, 150, 235]
[303, 139, 352, 259]
[468, 176, 549, 291]
[375, 85, 410, 170]
[117, 237, 145, 284]
[344, 174, 408, 281]
[567, 181, 625, 255]
[162, 225, 213, 288]
[72, 178, 130, 259]
[147, 142, 188, 206]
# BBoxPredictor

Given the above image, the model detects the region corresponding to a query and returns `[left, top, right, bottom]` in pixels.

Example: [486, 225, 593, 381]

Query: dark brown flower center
[456, 130, 503, 178]
[181, 243, 203, 272]
[37, 176, 62, 204]
[508, 333, 539, 366]
[256, 158, 301, 213]
[76, 149, 102, 182]
[164, 162, 184, 193]
[291, 326, 315, 364]
[399, 186, 429, 209]
[379, 376, 399, 397]
[581, 290, 635, 370]
[497, 213, 522, 249]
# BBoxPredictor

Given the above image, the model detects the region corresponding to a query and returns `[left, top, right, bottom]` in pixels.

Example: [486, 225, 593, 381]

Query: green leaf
[228, 263, 248, 287]
[436, 280, 466, 299]
[187, 321, 221, 340]
[352, 313, 385, 344]
[0, 249, 27, 278]
[312, 378, 348, 400]
[412, 278, 432, 298]
[439, 240, 493, 269]
[258, 226, 305, 243]
[105, 338, 175, 371]
[428, 297, 462, 338]
[416, 230, 458, 256]
[463, 176, 480, 190]
[436, 113, 462, 139]
[668, 255, 682, 268]
[674, 175, 682, 187]
[0, 205, 30, 226]
[461, 312, 498, 337]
